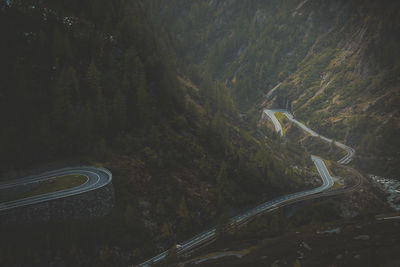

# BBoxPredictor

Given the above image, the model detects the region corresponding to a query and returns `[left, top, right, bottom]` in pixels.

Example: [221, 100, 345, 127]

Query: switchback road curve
[0, 167, 112, 212]
[265, 109, 355, 164]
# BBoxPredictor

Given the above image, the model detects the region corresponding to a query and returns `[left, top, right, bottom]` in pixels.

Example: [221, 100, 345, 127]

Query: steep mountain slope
[152, 0, 400, 177]
[0, 0, 398, 265]
[0, 1, 313, 266]
[0, 0, 184, 169]
[170, 198, 400, 267]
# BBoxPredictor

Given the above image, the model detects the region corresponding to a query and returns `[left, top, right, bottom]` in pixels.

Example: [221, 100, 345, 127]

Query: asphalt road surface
[265, 109, 355, 164]
[0, 167, 112, 212]
[138, 154, 336, 266]
[138, 109, 355, 267]
[138, 110, 345, 266]
[263, 109, 284, 136]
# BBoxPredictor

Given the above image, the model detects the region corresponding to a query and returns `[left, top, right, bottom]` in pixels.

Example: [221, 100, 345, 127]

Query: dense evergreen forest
[0, 0, 184, 169]
[1, 0, 399, 266]
[0, 1, 309, 266]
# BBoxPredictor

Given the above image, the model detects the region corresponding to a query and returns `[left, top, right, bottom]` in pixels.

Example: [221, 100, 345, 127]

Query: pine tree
[216, 191, 229, 236]
[135, 57, 152, 125]
[95, 86, 109, 132]
[87, 60, 109, 132]
[211, 112, 231, 155]
[52, 66, 73, 129]
[87, 59, 101, 97]
[161, 223, 171, 238]
[216, 161, 229, 198]
[178, 196, 190, 223]
[112, 89, 128, 130]
[78, 104, 94, 151]
[124, 205, 136, 228]
[53, 66, 80, 129]
[216, 162, 230, 236]
[165, 244, 178, 263]
[269, 209, 284, 235]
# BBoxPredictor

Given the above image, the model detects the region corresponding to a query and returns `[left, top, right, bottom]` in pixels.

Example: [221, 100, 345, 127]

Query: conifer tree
[112, 89, 128, 130]
[87, 59, 101, 97]
[135, 57, 152, 125]
[52, 66, 73, 129]
[95, 86, 109, 132]
[178, 196, 190, 223]
[216, 162, 230, 236]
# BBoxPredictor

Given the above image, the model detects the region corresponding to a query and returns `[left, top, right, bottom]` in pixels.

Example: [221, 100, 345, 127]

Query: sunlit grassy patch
[275, 112, 288, 135]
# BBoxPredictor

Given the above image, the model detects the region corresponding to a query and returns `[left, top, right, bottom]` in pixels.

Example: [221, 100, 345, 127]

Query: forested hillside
[0, 0, 184, 169]
[1, 0, 399, 265]
[151, 0, 400, 178]
[0, 1, 310, 266]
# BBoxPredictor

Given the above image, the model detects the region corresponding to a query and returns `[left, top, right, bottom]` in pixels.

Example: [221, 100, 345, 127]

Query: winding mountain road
[266, 109, 355, 164]
[0, 167, 112, 212]
[263, 109, 283, 136]
[138, 109, 355, 266]
[138, 154, 336, 266]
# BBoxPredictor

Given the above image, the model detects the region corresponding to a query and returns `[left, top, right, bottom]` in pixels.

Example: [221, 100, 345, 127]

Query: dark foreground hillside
[0, 1, 308, 266]
[1, 1, 399, 266]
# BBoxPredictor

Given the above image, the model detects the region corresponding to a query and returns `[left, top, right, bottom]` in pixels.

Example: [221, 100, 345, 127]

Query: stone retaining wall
[0, 183, 114, 224]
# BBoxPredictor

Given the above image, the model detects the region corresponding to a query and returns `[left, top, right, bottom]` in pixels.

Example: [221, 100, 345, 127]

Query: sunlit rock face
[369, 174, 400, 211]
